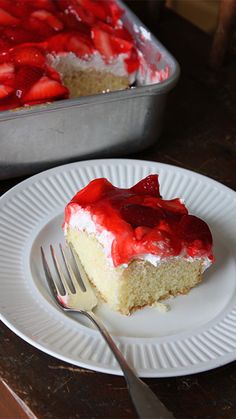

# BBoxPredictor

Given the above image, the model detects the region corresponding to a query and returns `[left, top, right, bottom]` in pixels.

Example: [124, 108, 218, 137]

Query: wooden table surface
[1, 5, 236, 419]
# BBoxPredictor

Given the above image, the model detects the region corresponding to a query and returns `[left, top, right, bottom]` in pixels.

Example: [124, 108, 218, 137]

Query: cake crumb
[152, 302, 170, 313]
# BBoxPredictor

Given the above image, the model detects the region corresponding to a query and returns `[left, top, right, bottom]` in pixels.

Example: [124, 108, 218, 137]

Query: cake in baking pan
[0, 0, 169, 111]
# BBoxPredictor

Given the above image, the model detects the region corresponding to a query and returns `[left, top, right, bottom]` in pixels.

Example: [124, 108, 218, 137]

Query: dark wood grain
[0, 6, 236, 419]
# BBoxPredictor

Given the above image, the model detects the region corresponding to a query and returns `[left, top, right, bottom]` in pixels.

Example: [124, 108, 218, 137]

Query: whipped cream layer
[48, 50, 168, 87]
[64, 207, 212, 271]
[48, 51, 137, 85]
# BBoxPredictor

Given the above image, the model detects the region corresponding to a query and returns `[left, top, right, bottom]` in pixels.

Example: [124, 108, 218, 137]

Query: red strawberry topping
[46, 65, 62, 82]
[120, 204, 165, 228]
[65, 176, 214, 266]
[155, 197, 188, 215]
[92, 26, 114, 59]
[0, 62, 14, 83]
[77, 0, 108, 23]
[31, 10, 64, 31]
[77, 0, 123, 26]
[0, 83, 13, 98]
[67, 33, 95, 57]
[23, 75, 69, 102]
[0, 0, 14, 14]
[15, 65, 44, 99]
[0, 7, 19, 25]
[0, 94, 20, 110]
[46, 33, 70, 53]
[92, 24, 133, 60]
[130, 174, 161, 197]
[72, 178, 115, 205]
[29, 0, 56, 13]
[3, 27, 38, 44]
[10, 45, 46, 68]
[67, 2, 96, 26]
[125, 47, 140, 73]
[0, 0, 141, 112]
[27, 16, 55, 39]
[60, 9, 91, 33]
[177, 215, 213, 257]
[106, 1, 123, 25]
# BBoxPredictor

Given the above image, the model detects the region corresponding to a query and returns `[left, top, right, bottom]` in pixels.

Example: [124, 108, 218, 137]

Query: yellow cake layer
[66, 227, 204, 315]
[61, 68, 130, 97]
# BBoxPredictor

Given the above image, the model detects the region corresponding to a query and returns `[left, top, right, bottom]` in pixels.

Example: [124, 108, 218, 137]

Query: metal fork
[41, 244, 174, 419]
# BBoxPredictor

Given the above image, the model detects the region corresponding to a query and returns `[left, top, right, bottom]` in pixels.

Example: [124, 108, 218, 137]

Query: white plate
[0, 159, 236, 377]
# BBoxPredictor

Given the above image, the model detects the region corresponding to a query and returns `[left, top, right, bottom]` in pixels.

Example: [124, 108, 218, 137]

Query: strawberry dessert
[0, 0, 169, 112]
[64, 174, 214, 315]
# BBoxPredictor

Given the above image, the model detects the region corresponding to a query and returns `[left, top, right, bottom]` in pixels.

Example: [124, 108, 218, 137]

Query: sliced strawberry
[0, 94, 20, 111]
[178, 215, 213, 244]
[125, 47, 140, 73]
[59, 8, 91, 33]
[67, 33, 94, 57]
[10, 0, 30, 18]
[93, 21, 113, 35]
[0, 62, 14, 83]
[106, 1, 123, 26]
[120, 204, 165, 228]
[55, 0, 71, 11]
[58, 10, 78, 30]
[10, 45, 46, 68]
[156, 198, 188, 215]
[29, 0, 56, 12]
[0, 0, 14, 14]
[92, 26, 113, 59]
[77, 0, 123, 26]
[114, 26, 133, 43]
[31, 10, 64, 31]
[93, 21, 133, 46]
[77, 0, 107, 22]
[57, 0, 70, 12]
[45, 65, 61, 82]
[130, 175, 161, 197]
[28, 16, 55, 38]
[15, 65, 44, 99]
[23, 75, 69, 102]
[0, 40, 11, 63]
[0, 83, 13, 98]
[110, 35, 133, 54]
[0, 61, 14, 74]
[74, 0, 124, 25]
[68, 3, 96, 26]
[3, 27, 38, 44]
[134, 226, 151, 241]
[46, 32, 70, 52]
[46, 31, 94, 56]
[92, 26, 132, 60]
[0, 38, 10, 52]
[0, 7, 20, 25]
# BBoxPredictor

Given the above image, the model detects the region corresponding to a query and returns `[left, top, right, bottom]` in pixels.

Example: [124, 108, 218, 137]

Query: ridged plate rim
[0, 158, 236, 377]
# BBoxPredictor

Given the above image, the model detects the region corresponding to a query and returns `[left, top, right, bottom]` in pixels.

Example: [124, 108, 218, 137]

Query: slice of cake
[63, 175, 214, 315]
[0, 0, 169, 111]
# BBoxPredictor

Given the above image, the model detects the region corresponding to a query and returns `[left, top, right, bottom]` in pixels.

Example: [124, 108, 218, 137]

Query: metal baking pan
[0, 1, 180, 180]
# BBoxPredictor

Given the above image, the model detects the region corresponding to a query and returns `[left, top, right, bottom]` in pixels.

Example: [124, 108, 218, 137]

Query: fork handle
[84, 310, 174, 419]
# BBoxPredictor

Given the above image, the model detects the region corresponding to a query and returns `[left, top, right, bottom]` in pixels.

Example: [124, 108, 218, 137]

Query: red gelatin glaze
[65, 175, 214, 266]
